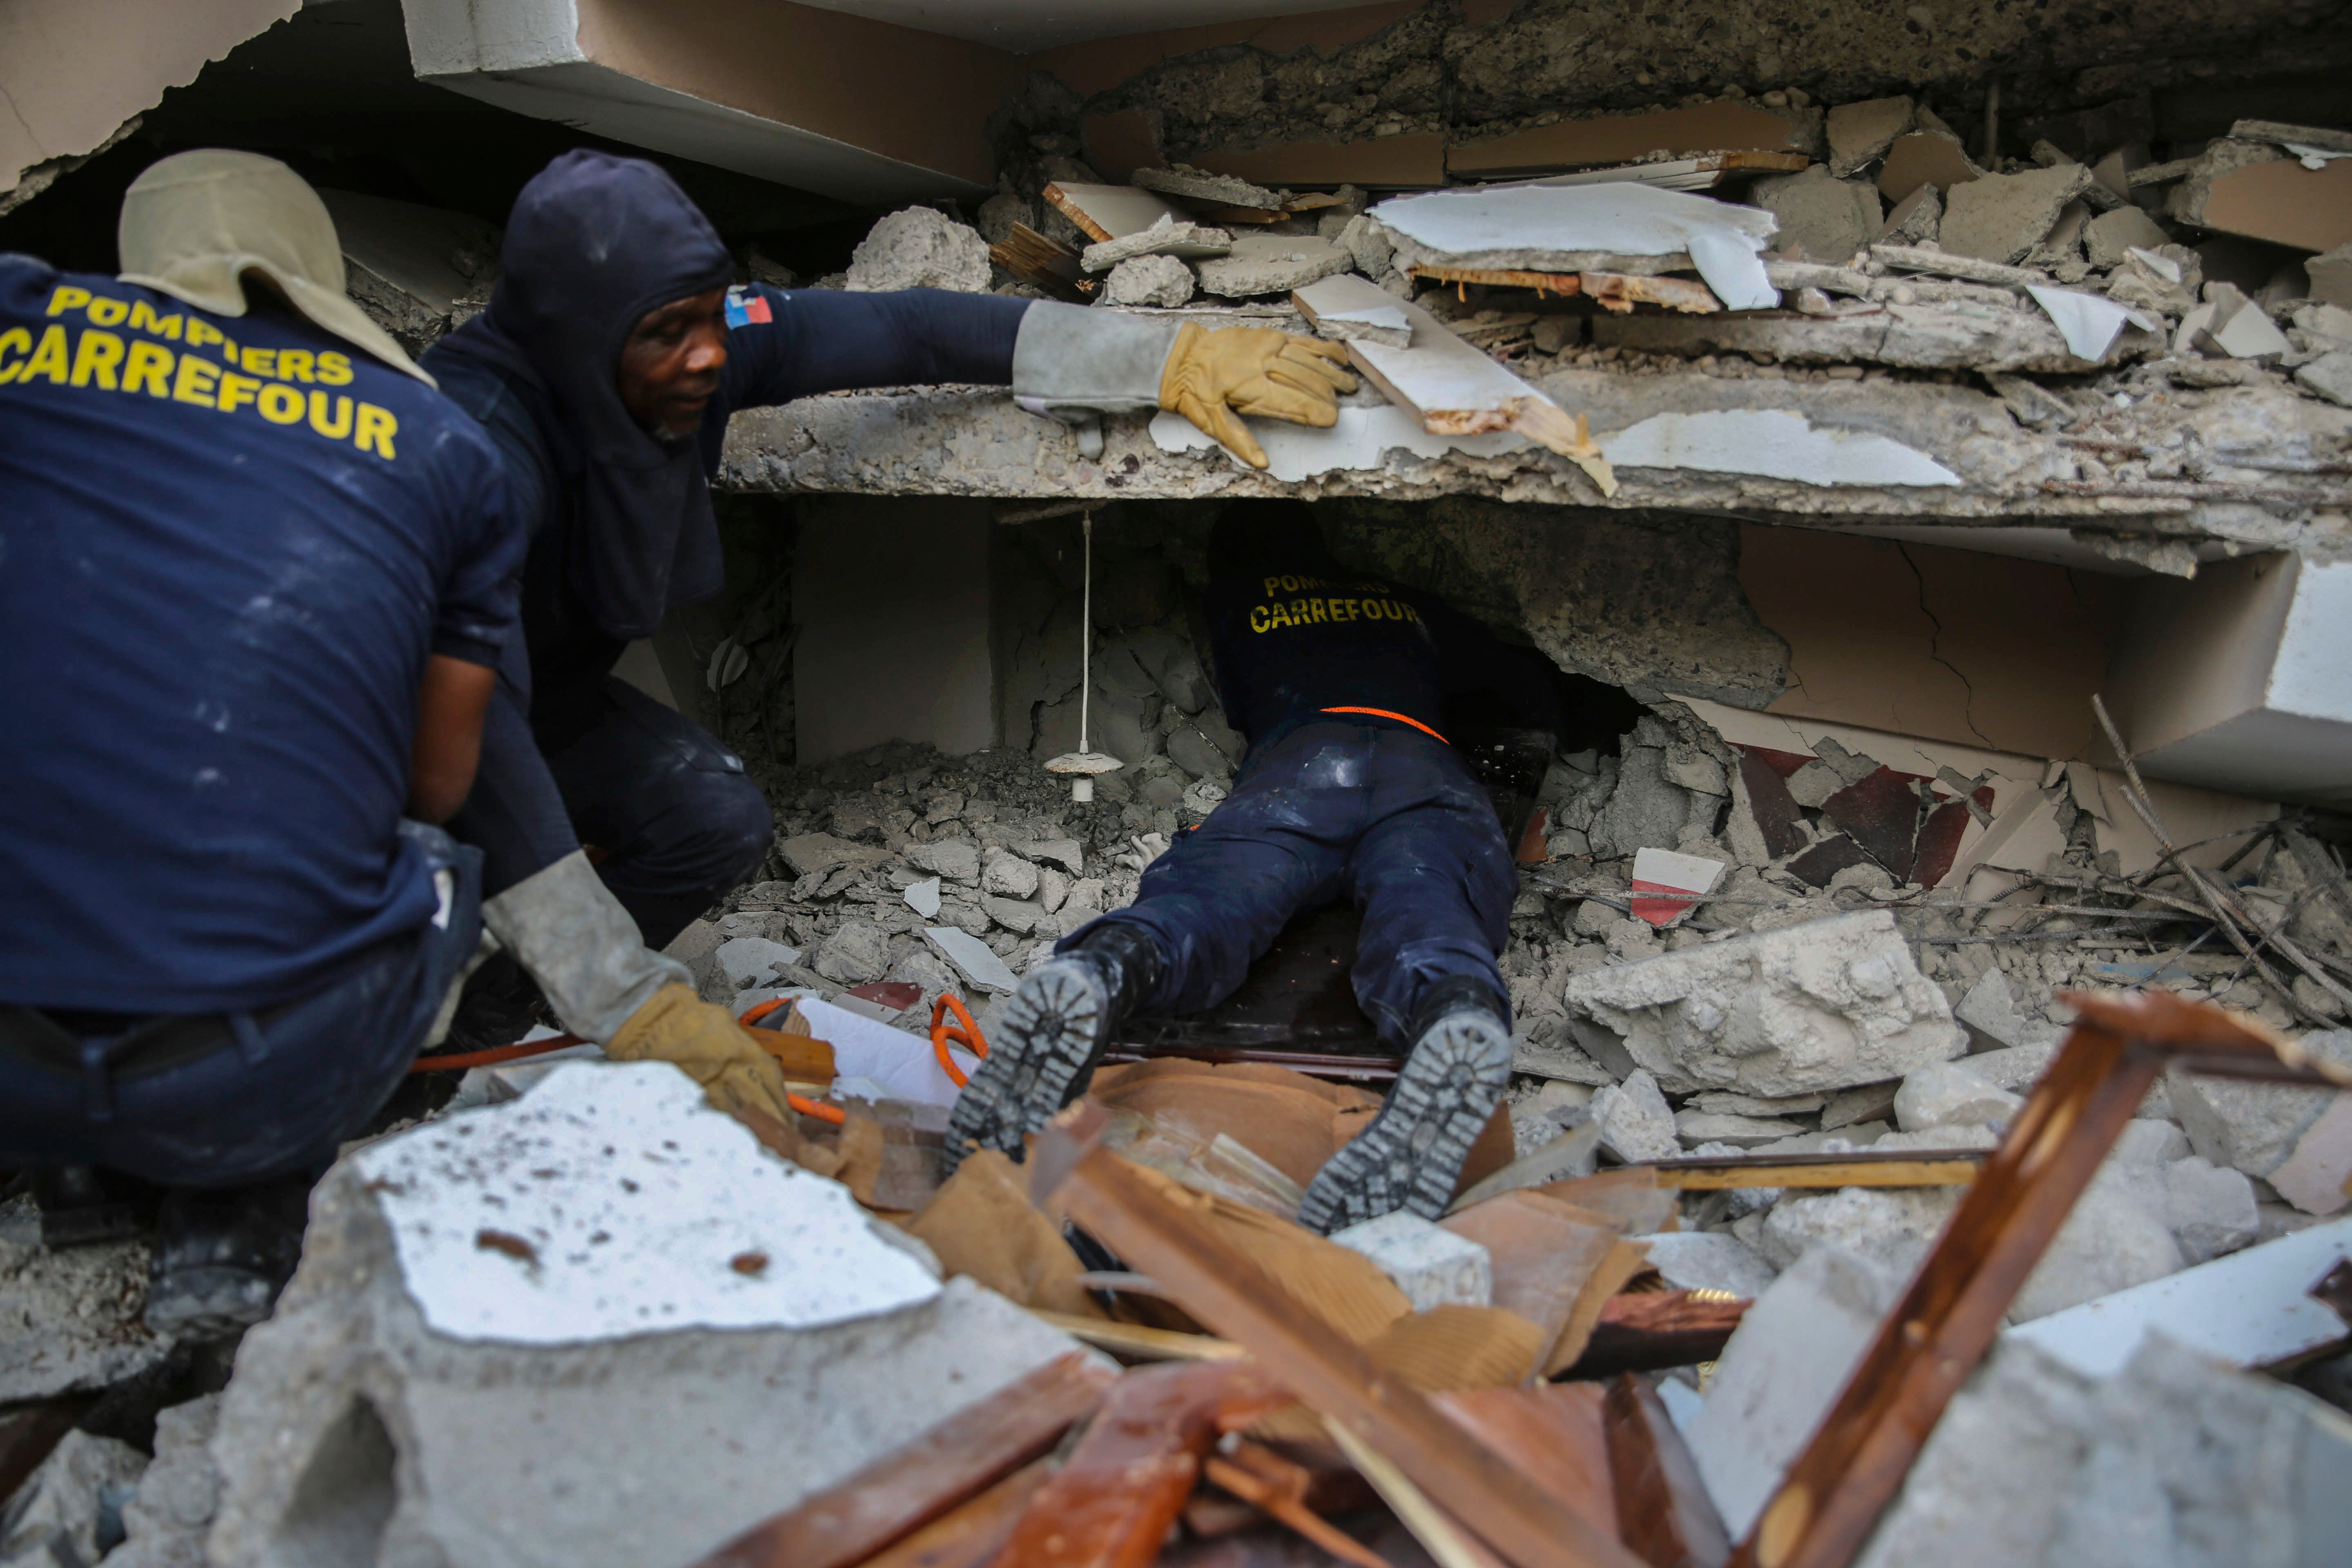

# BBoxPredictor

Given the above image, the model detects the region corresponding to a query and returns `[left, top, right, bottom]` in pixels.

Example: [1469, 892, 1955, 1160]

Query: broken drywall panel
[2174, 150, 2352, 255]
[1448, 102, 1812, 180]
[1148, 404, 1527, 480]
[1192, 132, 1447, 189]
[2110, 553, 2352, 810]
[350, 1062, 942, 1343]
[402, 0, 1004, 205]
[1043, 181, 1193, 243]
[1630, 846, 1726, 927]
[1294, 274, 1412, 344]
[1, 0, 297, 200]
[1369, 183, 1777, 298]
[1599, 409, 1961, 488]
[2005, 1218, 2352, 1379]
[1878, 131, 1983, 205]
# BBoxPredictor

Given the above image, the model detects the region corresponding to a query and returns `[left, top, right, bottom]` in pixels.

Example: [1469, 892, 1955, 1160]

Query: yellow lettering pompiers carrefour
[8, 287, 396, 461]
[1247, 594, 1423, 633]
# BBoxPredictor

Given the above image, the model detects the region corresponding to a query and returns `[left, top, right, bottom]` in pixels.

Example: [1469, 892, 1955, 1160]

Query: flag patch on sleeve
[723, 286, 773, 328]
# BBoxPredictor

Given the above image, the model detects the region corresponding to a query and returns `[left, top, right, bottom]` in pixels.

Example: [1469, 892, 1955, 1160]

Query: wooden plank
[1203, 1452, 1392, 1568]
[1658, 1159, 1981, 1191]
[1581, 272, 1722, 315]
[1605, 1375, 1731, 1568]
[1042, 182, 1191, 243]
[1732, 990, 2307, 1568]
[855, 1459, 1054, 1568]
[993, 1359, 1287, 1568]
[1026, 1309, 1247, 1363]
[691, 1351, 1113, 1568]
[1564, 1290, 1750, 1379]
[1039, 1118, 1648, 1568]
[1433, 1385, 1618, 1540]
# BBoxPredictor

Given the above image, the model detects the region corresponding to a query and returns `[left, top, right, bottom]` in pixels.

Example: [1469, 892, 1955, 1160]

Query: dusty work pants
[452, 675, 773, 952]
[0, 823, 483, 1188]
[1068, 721, 1515, 1048]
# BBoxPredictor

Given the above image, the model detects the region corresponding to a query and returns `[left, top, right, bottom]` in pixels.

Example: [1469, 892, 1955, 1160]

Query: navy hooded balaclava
[436, 150, 735, 641]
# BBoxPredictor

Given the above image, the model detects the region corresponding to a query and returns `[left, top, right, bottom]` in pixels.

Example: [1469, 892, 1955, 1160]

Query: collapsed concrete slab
[1560, 911, 1966, 1097]
[206, 1064, 1088, 1568]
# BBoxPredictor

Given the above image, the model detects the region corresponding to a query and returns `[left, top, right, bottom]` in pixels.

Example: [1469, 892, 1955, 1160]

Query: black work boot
[1296, 975, 1512, 1234]
[143, 1173, 314, 1340]
[947, 923, 1164, 1164]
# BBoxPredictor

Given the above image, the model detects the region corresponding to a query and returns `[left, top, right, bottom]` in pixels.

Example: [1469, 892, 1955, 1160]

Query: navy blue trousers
[452, 675, 773, 950]
[1068, 722, 1515, 1048]
[0, 823, 483, 1188]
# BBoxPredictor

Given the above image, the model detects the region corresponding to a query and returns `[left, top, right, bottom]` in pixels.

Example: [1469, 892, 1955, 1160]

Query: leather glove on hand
[1158, 323, 1358, 469]
[606, 983, 797, 1125]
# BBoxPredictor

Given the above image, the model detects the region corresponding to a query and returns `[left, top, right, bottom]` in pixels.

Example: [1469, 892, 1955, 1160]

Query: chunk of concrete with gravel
[0, 1230, 171, 1404]
[1560, 911, 1966, 1098]
[1331, 1213, 1492, 1312]
[1893, 1059, 2021, 1132]
[1194, 236, 1353, 298]
[846, 206, 991, 293]
[0, 1428, 147, 1567]
[2169, 1029, 2352, 1181]
[1100, 254, 1196, 307]
[1589, 1069, 1680, 1163]
[204, 1067, 1089, 1568]
[105, 1395, 221, 1568]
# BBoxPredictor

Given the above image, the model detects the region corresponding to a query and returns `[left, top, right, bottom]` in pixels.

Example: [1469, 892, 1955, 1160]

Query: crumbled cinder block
[1331, 1212, 1493, 1311]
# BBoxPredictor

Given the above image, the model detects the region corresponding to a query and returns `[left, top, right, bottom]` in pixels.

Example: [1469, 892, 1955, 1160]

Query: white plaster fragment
[352, 1062, 941, 1345]
[922, 924, 1021, 993]
[1149, 405, 1527, 480]
[2025, 285, 2144, 361]
[1600, 409, 1961, 487]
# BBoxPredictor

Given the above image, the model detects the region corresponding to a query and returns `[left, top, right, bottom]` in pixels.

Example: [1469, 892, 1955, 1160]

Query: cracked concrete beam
[716, 368, 2351, 566]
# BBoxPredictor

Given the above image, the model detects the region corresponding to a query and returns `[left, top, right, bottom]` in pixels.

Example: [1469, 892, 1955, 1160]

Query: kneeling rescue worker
[951, 502, 1560, 1232]
[0, 152, 523, 1331]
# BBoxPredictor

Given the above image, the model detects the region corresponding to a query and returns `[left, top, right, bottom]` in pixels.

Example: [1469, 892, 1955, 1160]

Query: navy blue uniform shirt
[1202, 566, 1559, 759]
[0, 258, 523, 1013]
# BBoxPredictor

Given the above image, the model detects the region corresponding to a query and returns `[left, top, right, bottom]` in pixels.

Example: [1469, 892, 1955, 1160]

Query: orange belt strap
[1319, 706, 1449, 744]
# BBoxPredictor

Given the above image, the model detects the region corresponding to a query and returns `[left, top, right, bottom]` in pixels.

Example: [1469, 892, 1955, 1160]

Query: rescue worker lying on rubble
[417, 149, 1362, 1121]
[950, 501, 1561, 1232]
[0, 152, 523, 1332]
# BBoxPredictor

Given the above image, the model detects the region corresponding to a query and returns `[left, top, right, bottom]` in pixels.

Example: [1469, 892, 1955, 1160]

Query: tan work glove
[1158, 323, 1358, 469]
[606, 983, 797, 1124]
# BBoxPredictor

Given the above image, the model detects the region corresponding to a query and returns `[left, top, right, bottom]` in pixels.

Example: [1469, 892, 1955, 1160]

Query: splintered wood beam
[989, 224, 1088, 303]
[1732, 989, 2330, 1568]
[1580, 272, 1722, 314]
[692, 1351, 1114, 1568]
[1565, 1290, 1751, 1379]
[1407, 264, 1585, 297]
[992, 1360, 1288, 1568]
[1604, 1375, 1730, 1568]
[1038, 1116, 1647, 1568]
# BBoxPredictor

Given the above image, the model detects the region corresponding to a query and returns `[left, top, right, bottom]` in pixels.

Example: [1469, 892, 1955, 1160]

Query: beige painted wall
[793, 498, 999, 764]
[0, 0, 298, 195]
[1738, 525, 2127, 764]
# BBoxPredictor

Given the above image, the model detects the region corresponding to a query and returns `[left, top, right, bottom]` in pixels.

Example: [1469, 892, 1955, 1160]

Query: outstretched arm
[718, 285, 1029, 407]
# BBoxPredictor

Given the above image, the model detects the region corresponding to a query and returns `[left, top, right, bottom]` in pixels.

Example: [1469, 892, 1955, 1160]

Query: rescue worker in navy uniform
[0, 152, 524, 1332]
[952, 502, 1559, 1232]
[416, 149, 1361, 1101]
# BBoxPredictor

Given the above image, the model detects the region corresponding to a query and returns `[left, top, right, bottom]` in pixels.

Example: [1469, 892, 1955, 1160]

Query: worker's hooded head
[1208, 501, 1340, 582]
[116, 149, 431, 385]
[435, 149, 736, 641]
